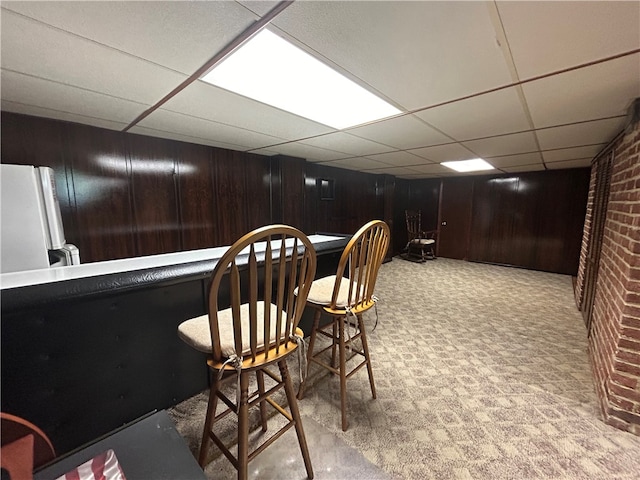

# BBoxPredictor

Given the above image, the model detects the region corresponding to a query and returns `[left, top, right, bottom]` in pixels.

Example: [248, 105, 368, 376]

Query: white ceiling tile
[299, 132, 393, 156]
[406, 163, 455, 175]
[252, 142, 348, 162]
[1, 100, 128, 131]
[522, 54, 640, 128]
[497, 1, 640, 79]
[536, 117, 626, 150]
[163, 81, 335, 141]
[1, 2, 637, 180]
[546, 159, 592, 170]
[0, 9, 188, 105]
[485, 152, 544, 168]
[462, 131, 539, 157]
[348, 115, 452, 150]
[365, 150, 429, 168]
[415, 87, 531, 141]
[409, 143, 477, 162]
[264, 1, 513, 110]
[320, 157, 392, 171]
[1, 1, 259, 75]
[128, 125, 246, 151]
[237, 2, 281, 16]
[464, 169, 504, 177]
[542, 144, 606, 163]
[1, 69, 147, 124]
[139, 109, 285, 150]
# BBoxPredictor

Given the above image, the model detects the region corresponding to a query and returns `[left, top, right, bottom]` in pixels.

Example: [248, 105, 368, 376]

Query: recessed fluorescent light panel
[441, 158, 495, 173]
[201, 29, 402, 130]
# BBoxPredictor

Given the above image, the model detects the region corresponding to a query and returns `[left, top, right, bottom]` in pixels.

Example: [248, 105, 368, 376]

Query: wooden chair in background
[403, 210, 437, 262]
[297, 220, 390, 431]
[1, 412, 55, 480]
[178, 225, 317, 480]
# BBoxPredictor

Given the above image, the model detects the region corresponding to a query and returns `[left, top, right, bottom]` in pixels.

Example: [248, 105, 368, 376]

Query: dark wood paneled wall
[393, 171, 589, 274]
[175, 142, 217, 250]
[275, 155, 305, 230]
[393, 178, 411, 253]
[68, 125, 137, 261]
[303, 162, 384, 235]
[382, 174, 396, 259]
[2, 112, 590, 273]
[468, 169, 590, 274]
[126, 135, 181, 256]
[408, 178, 441, 232]
[1, 113, 386, 263]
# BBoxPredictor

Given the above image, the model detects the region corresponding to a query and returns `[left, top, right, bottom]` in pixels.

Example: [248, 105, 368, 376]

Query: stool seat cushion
[305, 275, 365, 308]
[410, 238, 435, 245]
[178, 301, 291, 357]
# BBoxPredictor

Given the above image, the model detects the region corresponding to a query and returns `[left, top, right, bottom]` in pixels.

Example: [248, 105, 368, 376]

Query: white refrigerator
[1, 164, 80, 273]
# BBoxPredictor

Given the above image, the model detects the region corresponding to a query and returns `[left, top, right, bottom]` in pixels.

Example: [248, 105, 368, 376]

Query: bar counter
[1, 234, 348, 457]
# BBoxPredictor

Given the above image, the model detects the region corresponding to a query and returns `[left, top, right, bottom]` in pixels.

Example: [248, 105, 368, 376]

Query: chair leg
[298, 308, 321, 400]
[256, 370, 268, 432]
[279, 360, 314, 479]
[237, 372, 250, 480]
[338, 316, 349, 431]
[198, 372, 220, 467]
[331, 320, 338, 370]
[357, 314, 377, 399]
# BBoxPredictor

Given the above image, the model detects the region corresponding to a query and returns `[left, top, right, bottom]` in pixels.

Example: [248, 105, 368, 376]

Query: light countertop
[0, 234, 346, 291]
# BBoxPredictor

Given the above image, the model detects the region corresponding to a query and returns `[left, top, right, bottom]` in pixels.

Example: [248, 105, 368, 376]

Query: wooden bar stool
[297, 220, 390, 431]
[178, 225, 317, 480]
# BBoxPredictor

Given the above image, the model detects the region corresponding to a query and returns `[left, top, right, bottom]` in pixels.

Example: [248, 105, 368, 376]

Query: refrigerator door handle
[36, 167, 66, 249]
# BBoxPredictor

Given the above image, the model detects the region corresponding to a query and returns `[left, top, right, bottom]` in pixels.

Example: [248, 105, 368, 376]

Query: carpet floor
[169, 257, 640, 479]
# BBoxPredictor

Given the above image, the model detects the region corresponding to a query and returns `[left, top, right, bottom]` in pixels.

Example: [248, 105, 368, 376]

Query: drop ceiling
[1, 1, 639, 179]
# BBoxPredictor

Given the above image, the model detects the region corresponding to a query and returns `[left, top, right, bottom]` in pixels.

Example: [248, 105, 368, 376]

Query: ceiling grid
[1, 0, 638, 178]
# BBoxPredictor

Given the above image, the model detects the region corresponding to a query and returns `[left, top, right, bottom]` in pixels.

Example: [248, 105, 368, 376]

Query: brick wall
[586, 117, 640, 435]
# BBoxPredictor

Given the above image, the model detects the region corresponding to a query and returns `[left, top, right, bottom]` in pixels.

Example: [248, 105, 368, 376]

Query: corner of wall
[574, 166, 597, 309]
[586, 109, 640, 436]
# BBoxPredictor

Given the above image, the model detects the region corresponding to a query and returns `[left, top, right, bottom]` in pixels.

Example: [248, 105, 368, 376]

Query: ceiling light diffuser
[201, 29, 402, 130]
[441, 158, 495, 173]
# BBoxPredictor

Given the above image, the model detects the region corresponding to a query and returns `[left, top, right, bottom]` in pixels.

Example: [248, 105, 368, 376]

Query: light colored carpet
[169, 257, 640, 479]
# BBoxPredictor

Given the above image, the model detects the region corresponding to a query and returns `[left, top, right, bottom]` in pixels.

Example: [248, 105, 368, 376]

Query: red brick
[622, 315, 640, 329]
[582, 120, 640, 435]
[622, 327, 640, 340]
[620, 338, 640, 353]
[605, 414, 630, 431]
[618, 350, 640, 365]
[628, 253, 640, 268]
[611, 371, 639, 390]
[610, 406, 640, 425]
[609, 392, 636, 411]
[616, 360, 640, 377]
